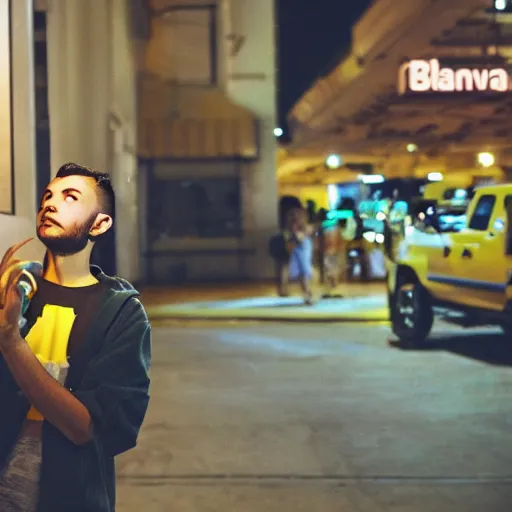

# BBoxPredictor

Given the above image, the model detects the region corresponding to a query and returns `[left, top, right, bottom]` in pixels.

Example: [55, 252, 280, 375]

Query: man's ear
[89, 213, 113, 237]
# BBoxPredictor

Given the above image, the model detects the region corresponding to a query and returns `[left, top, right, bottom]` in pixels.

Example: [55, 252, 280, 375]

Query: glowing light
[495, 0, 507, 10]
[407, 143, 418, 153]
[376, 234, 385, 244]
[427, 172, 443, 182]
[325, 154, 342, 169]
[398, 59, 509, 94]
[376, 211, 386, 221]
[327, 184, 340, 210]
[494, 218, 505, 231]
[358, 174, 385, 184]
[273, 127, 283, 137]
[477, 152, 495, 168]
[363, 231, 376, 243]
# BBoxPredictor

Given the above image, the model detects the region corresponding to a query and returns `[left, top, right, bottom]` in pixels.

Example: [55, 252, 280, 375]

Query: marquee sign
[398, 58, 510, 95]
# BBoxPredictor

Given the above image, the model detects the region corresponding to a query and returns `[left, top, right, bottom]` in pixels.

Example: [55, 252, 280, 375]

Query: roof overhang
[287, 0, 512, 170]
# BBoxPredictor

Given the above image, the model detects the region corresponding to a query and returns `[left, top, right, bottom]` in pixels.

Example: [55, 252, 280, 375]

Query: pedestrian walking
[285, 207, 314, 305]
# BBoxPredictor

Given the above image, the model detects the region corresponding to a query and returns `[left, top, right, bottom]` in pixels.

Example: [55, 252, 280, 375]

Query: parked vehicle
[388, 184, 512, 347]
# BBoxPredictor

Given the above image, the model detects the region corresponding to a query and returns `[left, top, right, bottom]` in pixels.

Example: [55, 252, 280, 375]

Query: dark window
[468, 194, 496, 231]
[149, 177, 241, 239]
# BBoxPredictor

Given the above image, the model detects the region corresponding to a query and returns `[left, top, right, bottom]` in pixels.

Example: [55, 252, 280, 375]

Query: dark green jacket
[0, 266, 152, 511]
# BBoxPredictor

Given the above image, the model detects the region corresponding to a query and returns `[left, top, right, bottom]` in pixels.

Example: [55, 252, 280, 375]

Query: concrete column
[224, 0, 279, 279]
[46, 0, 110, 172]
[44, 0, 141, 281]
[109, 0, 140, 282]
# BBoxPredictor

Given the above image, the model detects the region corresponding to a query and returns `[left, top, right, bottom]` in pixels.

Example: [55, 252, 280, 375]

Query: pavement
[116, 321, 512, 511]
[139, 281, 389, 323]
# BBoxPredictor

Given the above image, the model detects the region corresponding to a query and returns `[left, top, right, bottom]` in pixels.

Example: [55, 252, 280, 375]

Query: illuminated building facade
[138, 0, 279, 283]
[281, 0, 512, 195]
[1, 0, 279, 284]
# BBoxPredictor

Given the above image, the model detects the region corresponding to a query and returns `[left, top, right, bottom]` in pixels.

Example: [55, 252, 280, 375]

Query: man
[0, 163, 152, 511]
[319, 211, 344, 299]
[269, 231, 291, 297]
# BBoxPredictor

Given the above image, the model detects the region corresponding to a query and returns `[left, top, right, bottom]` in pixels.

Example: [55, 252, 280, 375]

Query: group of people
[269, 202, 366, 305]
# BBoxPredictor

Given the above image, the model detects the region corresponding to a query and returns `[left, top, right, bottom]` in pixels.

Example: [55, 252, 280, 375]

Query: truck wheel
[391, 278, 433, 348]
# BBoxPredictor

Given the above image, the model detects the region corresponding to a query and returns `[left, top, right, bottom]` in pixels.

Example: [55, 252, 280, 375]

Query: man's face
[37, 175, 102, 256]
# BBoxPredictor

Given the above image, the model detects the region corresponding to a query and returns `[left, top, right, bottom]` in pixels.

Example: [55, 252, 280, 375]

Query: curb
[147, 309, 390, 324]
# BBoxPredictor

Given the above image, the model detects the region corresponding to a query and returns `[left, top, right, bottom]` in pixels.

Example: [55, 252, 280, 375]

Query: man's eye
[66, 195, 78, 202]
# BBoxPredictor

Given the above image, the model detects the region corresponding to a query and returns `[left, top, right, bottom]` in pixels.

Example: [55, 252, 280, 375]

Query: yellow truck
[388, 184, 512, 346]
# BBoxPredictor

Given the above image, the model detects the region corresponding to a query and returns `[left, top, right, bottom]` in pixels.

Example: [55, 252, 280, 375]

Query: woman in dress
[285, 207, 314, 305]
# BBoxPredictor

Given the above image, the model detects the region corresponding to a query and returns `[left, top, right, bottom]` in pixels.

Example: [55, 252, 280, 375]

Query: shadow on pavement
[389, 332, 512, 367]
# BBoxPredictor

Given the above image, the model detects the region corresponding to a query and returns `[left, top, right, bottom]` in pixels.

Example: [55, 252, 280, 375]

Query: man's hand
[0, 239, 94, 445]
[0, 238, 39, 347]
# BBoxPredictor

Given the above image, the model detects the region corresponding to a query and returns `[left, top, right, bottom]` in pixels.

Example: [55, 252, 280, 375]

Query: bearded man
[0, 163, 151, 512]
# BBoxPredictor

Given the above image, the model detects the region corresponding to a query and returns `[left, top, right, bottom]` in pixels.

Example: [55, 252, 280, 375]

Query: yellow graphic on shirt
[25, 304, 76, 421]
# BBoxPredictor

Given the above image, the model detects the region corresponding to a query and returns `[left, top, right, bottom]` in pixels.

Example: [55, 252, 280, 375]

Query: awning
[137, 79, 259, 160]
[139, 116, 258, 160]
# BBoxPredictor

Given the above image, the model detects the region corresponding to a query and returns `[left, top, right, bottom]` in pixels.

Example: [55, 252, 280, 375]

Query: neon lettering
[398, 59, 510, 94]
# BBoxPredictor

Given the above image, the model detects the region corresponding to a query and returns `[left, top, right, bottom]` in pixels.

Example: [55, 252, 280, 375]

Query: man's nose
[43, 204, 57, 214]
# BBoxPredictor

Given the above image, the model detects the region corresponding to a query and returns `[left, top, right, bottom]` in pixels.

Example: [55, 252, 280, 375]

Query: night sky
[276, 0, 373, 140]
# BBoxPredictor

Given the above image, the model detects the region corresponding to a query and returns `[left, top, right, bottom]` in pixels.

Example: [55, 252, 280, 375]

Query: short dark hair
[55, 162, 116, 221]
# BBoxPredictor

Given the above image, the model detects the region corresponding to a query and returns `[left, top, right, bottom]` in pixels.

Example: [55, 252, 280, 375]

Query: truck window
[468, 194, 496, 231]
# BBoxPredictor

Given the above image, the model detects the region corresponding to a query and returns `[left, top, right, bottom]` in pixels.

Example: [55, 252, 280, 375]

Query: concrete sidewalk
[139, 281, 389, 322]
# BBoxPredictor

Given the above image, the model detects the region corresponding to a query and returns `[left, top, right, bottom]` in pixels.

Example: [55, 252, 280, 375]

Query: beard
[37, 214, 97, 257]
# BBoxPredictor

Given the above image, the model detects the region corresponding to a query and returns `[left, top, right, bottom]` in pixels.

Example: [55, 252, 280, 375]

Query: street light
[495, 0, 507, 10]
[477, 152, 495, 168]
[325, 154, 342, 169]
[273, 127, 283, 137]
[327, 184, 340, 210]
[427, 172, 443, 182]
[358, 174, 385, 184]
[407, 143, 418, 153]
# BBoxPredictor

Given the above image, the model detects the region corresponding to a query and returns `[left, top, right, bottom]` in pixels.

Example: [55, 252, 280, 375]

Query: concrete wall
[222, 0, 279, 279]
[0, 0, 139, 280]
[46, 0, 139, 281]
